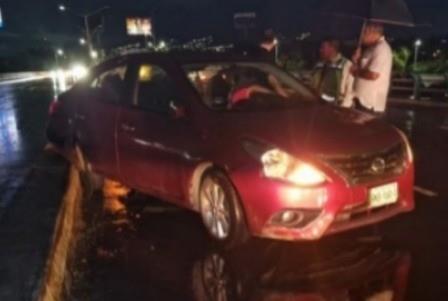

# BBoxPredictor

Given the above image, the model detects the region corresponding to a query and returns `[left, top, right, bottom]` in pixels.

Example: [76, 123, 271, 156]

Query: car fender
[188, 162, 214, 211]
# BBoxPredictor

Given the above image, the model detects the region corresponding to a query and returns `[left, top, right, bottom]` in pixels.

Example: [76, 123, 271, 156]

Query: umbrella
[320, 0, 415, 46]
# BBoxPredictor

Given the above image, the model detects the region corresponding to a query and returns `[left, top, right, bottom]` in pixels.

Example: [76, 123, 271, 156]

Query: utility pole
[58, 4, 109, 63]
[84, 15, 93, 56]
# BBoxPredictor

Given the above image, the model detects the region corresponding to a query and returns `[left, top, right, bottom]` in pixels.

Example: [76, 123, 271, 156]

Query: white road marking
[414, 186, 439, 198]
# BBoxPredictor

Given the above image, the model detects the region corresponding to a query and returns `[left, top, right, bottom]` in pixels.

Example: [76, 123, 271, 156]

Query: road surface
[0, 80, 53, 218]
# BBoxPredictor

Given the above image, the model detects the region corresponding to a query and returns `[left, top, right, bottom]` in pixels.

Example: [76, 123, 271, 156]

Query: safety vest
[312, 56, 348, 103]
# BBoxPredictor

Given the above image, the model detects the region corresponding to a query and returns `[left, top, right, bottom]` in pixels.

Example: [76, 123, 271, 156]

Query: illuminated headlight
[261, 149, 327, 186]
[396, 129, 414, 163]
[70, 64, 89, 80]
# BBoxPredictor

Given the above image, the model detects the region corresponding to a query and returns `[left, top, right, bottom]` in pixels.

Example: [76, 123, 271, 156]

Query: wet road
[0, 80, 53, 216]
[1, 80, 448, 300]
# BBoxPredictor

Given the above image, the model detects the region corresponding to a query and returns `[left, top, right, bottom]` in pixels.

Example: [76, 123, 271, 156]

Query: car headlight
[396, 129, 414, 163]
[261, 149, 326, 186]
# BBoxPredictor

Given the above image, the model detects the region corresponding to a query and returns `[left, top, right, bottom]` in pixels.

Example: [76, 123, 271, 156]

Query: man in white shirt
[347, 23, 393, 113]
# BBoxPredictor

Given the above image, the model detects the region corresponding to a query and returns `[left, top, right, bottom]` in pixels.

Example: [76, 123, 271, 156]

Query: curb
[37, 166, 82, 301]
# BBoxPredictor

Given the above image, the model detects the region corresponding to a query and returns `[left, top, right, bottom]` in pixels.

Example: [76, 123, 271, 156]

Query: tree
[393, 46, 411, 77]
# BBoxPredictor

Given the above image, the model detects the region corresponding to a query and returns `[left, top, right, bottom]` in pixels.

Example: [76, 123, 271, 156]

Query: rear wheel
[199, 170, 249, 248]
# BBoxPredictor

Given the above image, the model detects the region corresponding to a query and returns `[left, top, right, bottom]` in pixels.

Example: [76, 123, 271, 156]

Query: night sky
[0, 0, 446, 45]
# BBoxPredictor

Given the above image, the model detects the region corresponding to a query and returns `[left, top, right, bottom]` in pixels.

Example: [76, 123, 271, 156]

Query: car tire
[199, 169, 249, 248]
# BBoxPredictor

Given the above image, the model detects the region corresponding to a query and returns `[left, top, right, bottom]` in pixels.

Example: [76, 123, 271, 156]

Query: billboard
[126, 17, 152, 36]
[233, 12, 257, 29]
[233, 12, 259, 42]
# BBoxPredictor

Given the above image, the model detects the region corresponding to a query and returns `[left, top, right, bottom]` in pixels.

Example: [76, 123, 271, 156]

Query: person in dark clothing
[311, 38, 354, 105]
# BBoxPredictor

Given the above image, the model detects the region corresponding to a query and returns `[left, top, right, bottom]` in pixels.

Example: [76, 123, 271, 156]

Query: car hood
[212, 104, 401, 158]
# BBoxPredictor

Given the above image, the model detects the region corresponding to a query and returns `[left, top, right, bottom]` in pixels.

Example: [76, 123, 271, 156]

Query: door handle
[75, 113, 86, 121]
[121, 123, 136, 132]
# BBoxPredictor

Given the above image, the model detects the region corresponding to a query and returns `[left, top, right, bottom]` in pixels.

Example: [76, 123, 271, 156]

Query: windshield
[184, 62, 317, 111]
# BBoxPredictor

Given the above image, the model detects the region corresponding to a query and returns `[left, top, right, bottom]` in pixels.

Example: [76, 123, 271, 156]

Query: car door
[117, 61, 202, 203]
[76, 62, 131, 179]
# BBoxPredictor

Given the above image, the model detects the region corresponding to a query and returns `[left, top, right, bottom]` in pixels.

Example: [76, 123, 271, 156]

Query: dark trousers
[353, 98, 384, 116]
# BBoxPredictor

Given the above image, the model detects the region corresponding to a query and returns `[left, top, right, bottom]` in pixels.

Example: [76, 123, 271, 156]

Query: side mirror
[169, 100, 187, 119]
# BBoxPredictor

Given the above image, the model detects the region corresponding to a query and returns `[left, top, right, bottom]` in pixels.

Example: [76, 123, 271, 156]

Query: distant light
[414, 39, 422, 47]
[90, 50, 99, 59]
[70, 64, 89, 80]
[79, 38, 86, 45]
[56, 49, 64, 56]
[58, 4, 66, 12]
[159, 40, 167, 49]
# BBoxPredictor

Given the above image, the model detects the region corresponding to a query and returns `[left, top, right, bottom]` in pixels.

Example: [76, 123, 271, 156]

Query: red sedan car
[47, 52, 414, 246]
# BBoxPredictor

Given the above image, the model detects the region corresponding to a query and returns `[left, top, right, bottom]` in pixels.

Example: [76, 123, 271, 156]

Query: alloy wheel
[200, 177, 232, 240]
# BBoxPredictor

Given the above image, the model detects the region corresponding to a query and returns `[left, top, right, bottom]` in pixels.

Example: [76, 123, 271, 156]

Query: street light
[414, 39, 422, 67]
[58, 4, 109, 63]
[79, 38, 86, 45]
[414, 39, 422, 47]
[90, 50, 99, 60]
[274, 38, 279, 65]
[412, 39, 423, 100]
[159, 40, 167, 49]
[54, 49, 65, 69]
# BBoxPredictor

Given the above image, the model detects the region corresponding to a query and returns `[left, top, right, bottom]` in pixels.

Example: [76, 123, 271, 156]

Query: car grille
[324, 143, 406, 185]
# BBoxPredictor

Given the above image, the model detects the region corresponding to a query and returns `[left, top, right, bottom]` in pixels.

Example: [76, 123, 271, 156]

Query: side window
[135, 64, 177, 113]
[91, 65, 128, 102]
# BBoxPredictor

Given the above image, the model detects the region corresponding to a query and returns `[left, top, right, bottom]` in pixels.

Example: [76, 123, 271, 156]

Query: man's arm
[351, 42, 391, 81]
[350, 64, 380, 80]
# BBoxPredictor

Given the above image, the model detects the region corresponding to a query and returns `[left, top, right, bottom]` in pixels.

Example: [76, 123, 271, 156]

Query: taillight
[49, 98, 60, 115]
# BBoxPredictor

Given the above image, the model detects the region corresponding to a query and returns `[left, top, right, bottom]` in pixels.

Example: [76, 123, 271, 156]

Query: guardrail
[390, 74, 448, 100]
[299, 70, 448, 101]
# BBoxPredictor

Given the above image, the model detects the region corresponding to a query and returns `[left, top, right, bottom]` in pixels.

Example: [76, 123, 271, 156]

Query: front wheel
[199, 170, 249, 248]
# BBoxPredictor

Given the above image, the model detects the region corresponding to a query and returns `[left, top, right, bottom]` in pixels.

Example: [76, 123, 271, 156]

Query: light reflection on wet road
[0, 85, 23, 167]
[0, 81, 52, 215]
[0, 81, 52, 168]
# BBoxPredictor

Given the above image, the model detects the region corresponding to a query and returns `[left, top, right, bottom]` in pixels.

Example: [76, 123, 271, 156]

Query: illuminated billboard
[126, 18, 152, 36]
[0, 7, 3, 28]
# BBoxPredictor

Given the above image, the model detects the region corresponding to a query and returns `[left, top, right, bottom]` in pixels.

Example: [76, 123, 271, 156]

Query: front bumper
[261, 201, 412, 241]
[231, 163, 414, 242]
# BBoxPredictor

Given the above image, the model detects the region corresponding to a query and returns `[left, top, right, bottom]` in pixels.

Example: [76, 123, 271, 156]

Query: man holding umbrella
[321, 0, 415, 113]
[347, 22, 393, 113]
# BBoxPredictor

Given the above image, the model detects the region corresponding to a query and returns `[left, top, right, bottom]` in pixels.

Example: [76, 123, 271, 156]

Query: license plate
[369, 183, 398, 208]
